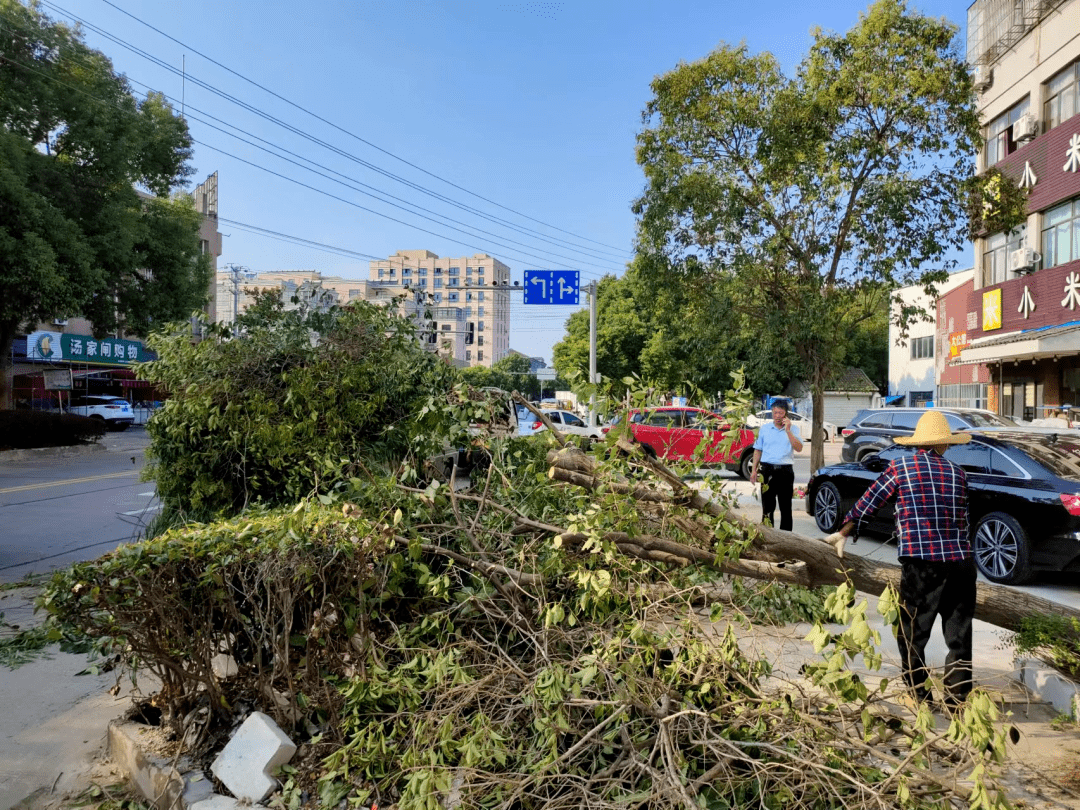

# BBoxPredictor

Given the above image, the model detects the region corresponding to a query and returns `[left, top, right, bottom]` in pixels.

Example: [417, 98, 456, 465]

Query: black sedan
[807, 430, 1080, 585]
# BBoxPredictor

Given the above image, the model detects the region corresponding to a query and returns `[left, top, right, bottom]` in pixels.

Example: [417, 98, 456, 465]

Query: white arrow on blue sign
[523, 270, 580, 305]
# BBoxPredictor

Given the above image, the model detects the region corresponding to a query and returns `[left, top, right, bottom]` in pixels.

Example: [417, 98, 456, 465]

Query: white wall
[888, 269, 974, 404]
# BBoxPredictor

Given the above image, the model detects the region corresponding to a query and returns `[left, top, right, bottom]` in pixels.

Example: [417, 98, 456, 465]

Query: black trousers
[897, 556, 977, 704]
[760, 463, 794, 531]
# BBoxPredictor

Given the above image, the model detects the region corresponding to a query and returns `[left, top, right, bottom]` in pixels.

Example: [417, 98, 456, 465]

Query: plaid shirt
[843, 448, 971, 562]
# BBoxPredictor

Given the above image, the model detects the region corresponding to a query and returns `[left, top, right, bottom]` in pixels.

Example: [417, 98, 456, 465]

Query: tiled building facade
[949, 0, 1080, 419]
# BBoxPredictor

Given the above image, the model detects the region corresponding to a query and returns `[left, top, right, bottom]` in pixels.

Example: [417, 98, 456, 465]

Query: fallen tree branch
[546, 444, 1080, 635]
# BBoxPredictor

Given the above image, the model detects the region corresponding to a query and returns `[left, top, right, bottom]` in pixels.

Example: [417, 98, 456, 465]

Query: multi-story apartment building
[951, 0, 1080, 420]
[888, 269, 982, 408]
[368, 250, 512, 368]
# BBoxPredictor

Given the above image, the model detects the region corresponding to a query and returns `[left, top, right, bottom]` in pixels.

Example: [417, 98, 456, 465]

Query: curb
[1017, 658, 1080, 719]
[0, 442, 106, 462]
[108, 721, 217, 810]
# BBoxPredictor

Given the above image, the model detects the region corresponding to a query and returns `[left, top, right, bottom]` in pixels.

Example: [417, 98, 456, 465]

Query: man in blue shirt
[749, 400, 803, 531]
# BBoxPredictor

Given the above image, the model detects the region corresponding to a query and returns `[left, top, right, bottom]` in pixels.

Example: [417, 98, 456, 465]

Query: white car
[64, 395, 134, 431]
[535, 409, 604, 443]
[745, 409, 836, 442]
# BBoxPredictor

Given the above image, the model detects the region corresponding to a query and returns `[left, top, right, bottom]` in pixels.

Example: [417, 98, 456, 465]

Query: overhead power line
[217, 219, 384, 262]
[0, 47, 607, 275]
[42, 0, 633, 261]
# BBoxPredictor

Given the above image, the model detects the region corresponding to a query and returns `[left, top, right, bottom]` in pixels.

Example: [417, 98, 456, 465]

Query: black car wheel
[813, 482, 843, 533]
[856, 448, 880, 463]
[739, 449, 755, 481]
[974, 512, 1032, 585]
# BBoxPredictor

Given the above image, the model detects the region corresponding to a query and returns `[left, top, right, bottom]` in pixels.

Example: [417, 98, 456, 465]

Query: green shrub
[0, 410, 106, 449]
[40, 502, 388, 730]
[137, 302, 460, 519]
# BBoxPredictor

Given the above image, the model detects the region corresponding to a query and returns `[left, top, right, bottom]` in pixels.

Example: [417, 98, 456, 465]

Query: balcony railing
[968, 0, 1069, 66]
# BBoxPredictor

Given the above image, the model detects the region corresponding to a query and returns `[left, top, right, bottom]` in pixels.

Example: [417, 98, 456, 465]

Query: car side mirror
[864, 455, 888, 472]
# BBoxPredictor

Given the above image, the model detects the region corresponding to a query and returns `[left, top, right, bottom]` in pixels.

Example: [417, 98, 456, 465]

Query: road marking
[0, 470, 139, 495]
[137, 491, 156, 497]
[122, 504, 162, 516]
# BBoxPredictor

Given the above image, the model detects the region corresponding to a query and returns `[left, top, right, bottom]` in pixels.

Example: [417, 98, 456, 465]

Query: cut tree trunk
[546, 444, 1080, 636]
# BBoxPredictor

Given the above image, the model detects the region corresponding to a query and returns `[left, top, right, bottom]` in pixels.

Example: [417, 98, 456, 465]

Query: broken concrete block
[210, 653, 238, 680]
[190, 795, 245, 810]
[210, 711, 296, 802]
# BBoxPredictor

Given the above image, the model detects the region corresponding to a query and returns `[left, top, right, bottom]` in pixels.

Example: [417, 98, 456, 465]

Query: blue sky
[51, 0, 967, 362]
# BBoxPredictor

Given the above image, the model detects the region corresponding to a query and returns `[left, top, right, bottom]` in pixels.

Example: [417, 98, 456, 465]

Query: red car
[605, 407, 757, 479]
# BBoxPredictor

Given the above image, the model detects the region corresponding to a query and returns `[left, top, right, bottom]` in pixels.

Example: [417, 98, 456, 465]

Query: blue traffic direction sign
[523, 270, 580, 305]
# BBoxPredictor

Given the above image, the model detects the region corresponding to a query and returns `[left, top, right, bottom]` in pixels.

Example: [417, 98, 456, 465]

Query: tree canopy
[633, 0, 982, 470]
[0, 0, 210, 406]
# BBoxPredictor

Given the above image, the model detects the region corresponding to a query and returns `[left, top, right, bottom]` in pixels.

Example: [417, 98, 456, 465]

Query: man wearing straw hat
[825, 410, 976, 707]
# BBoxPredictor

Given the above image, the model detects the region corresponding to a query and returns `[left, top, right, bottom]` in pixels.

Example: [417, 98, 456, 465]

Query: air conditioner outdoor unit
[1009, 247, 1038, 273]
[972, 65, 993, 92]
[52, 319, 68, 326]
[1012, 112, 1038, 142]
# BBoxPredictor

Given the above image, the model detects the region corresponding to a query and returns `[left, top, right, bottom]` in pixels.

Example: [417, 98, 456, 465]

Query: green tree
[634, 0, 983, 472]
[0, 0, 208, 407]
[140, 302, 459, 518]
[551, 274, 653, 398]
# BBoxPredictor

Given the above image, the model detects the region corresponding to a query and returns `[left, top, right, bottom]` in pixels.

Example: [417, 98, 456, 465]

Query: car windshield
[515, 405, 530, 420]
[962, 411, 1016, 427]
[1000, 436, 1080, 480]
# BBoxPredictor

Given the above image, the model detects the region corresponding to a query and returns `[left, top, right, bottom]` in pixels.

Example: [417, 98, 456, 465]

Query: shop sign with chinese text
[26, 331, 152, 365]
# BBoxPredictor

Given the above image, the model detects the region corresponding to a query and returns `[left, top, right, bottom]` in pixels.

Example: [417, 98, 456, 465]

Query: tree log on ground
[545, 444, 1080, 636]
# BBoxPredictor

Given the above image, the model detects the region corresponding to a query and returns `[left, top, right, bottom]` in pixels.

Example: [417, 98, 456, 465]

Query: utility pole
[224, 263, 250, 336]
[588, 281, 598, 427]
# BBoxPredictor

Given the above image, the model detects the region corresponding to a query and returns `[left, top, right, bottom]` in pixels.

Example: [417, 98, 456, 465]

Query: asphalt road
[0, 428, 158, 584]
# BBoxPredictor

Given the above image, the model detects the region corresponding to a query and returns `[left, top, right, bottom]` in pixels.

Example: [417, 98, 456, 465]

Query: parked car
[840, 407, 1016, 463]
[531, 409, 604, 444]
[746, 409, 837, 441]
[807, 429, 1080, 584]
[62, 395, 134, 431]
[607, 407, 757, 478]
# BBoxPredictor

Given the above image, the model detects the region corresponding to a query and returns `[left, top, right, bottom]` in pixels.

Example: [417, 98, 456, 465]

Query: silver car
[746, 409, 837, 441]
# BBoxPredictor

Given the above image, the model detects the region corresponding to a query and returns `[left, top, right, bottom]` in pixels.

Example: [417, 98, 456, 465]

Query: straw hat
[895, 411, 971, 446]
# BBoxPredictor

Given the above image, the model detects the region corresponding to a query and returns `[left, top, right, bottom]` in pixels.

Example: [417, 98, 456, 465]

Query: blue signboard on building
[523, 270, 580, 305]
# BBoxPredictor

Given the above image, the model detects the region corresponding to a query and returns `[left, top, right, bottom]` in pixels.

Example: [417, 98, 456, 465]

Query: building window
[982, 228, 1025, 285]
[478, 291, 485, 301]
[466, 293, 473, 301]
[1042, 198, 1080, 269]
[985, 97, 1030, 166]
[441, 324, 452, 332]
[466, 350, 471, 362]
[464, 306, 472, 317]
[478, 336, 484, 346]
[478, 321, 484, 331]
[418, 268, 427, 276]
[910, 336, 934, 360]
[435, 268, 443, 274]
[434, 279, 443, 289]
[417, 279, 426, 287]
[449, 267, 460, 275]
[478, 350, 483, 362]
[448, 278, 459, 287]
[433, 293, 442, 303]
[478, 306, 485, 318]
[378, 269, 385, 278]
[448, 292, 459, 302]
[1045, 62, 1079, 131]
